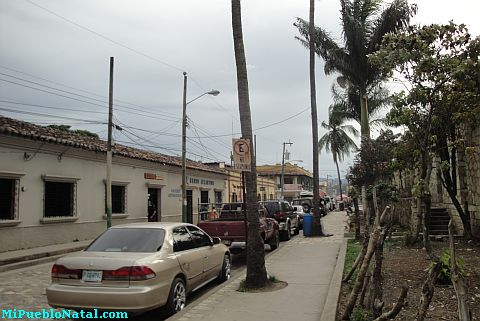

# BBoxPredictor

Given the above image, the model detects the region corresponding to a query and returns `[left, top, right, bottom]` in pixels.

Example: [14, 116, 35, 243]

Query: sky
[1, 0, 479, 179]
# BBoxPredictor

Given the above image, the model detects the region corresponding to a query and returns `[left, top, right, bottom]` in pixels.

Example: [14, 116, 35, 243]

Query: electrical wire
[0, 106, 106, 124]
[25, 0, 185, 73]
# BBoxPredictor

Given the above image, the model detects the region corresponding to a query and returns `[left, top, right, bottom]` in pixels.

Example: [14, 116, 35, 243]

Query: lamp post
[182, 72, 220, 223]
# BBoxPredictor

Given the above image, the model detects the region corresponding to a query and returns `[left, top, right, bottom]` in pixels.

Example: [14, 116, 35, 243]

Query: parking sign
[232, 138, 251, 172]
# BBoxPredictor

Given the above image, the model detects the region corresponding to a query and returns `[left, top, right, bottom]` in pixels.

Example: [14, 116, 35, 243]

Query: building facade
[0, 117, 227, 252]
[256, 163, 314, 202]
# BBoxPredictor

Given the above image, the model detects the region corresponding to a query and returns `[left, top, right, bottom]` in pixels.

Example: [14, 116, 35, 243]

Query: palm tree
[307, 0, 326, 236]
[295, 0, 414, 140]
[295, 0, 414, 239]
[319, 108, 359, 201]
[231, 0, 268, 289]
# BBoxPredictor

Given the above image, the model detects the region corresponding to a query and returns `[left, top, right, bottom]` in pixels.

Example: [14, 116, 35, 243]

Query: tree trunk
[373, 285, 408, 321]
[449, 220, 471, 321]
[341, 224, 382, 320]
[422, 159, 435, 259]
[335, 156, 343, 201]
[368, 228, 387, 317]
[415, 261, 442, 321]
[438, 134, 472, 239]
[308, 0, 324, 236]
[231, 0, 268, 289]
[354, 197, 361, 240]
[343, 226, 369, 282]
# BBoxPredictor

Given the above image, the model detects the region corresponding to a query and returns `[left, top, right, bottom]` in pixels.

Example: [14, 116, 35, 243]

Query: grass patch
[344, 239, 362, 280]
[268, 274, 279, 283]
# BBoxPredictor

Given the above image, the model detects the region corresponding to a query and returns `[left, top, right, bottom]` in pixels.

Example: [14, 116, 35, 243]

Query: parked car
[47, 222, 230, 315]
[292, 205, 306, 230]
[292, 197, 327, 216]
[197, 203, 279, 254]
[260, 200, 299, 240]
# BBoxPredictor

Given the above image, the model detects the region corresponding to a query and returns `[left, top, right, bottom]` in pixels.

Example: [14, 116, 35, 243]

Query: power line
[0, 72, 181, 121]
[0, 106, 106, 124]
[25, 0, 185, 73]
[0, 64, 181, 119]
[0, 100, 107, 115]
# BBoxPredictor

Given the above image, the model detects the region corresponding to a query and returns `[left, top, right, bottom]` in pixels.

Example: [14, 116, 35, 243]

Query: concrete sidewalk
[169, 211, 348, 321]
[0, 240, 91, 272]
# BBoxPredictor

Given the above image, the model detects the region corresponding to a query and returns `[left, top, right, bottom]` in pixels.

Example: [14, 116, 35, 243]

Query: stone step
[0, 254, 64, 273]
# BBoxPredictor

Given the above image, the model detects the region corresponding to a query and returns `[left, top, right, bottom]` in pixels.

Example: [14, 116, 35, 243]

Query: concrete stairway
[429, 207, 450, 236]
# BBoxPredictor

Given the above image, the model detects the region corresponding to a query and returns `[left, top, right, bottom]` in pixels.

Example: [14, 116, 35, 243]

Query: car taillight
[51, 264, 81, 279]
[129, 266, 156, 281]
[103, 266, 156, 281]
[275, 211, 286, 221]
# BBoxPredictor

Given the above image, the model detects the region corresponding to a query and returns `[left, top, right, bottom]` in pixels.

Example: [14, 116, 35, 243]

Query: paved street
[0, 233, 293, 320]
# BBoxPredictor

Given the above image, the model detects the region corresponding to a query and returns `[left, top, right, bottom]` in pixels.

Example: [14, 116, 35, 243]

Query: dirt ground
[337, 238, 480, 321]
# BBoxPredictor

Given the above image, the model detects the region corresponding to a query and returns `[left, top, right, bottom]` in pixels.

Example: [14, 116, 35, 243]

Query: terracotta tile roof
[257, 163, 313, 177]
[0, 116, 226, 175]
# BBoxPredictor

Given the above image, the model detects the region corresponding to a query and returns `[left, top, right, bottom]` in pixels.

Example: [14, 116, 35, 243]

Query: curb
[320, 238, 348, 321]
[167, 236, 298, 321]
[0, 254, 65, 273]
[166, 257, 247, 321]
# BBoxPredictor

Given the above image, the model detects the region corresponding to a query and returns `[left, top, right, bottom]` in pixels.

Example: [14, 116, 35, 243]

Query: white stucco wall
[0, 136, 226, 252]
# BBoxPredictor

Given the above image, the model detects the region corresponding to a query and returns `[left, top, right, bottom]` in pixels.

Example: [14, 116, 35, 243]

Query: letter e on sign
[232, 138, 251, 172]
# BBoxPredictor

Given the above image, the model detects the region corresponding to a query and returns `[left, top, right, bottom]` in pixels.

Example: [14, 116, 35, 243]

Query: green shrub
[351, 307, 372, 321]
[430, 249, 467, 284]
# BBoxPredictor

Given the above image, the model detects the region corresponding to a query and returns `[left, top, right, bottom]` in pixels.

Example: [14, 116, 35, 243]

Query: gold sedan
[47, 222, 231, 315]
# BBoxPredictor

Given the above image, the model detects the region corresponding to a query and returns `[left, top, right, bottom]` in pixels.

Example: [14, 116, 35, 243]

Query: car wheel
[218, 254, 231, 282]
[270, 230, 280, 250]
[166, 278, 186, 314]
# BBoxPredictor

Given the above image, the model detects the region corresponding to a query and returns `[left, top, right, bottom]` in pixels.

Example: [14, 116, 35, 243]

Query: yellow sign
[232, 138, 251, 172]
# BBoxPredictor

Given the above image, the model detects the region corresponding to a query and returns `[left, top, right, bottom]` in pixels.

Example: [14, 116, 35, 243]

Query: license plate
[82, 270, 102, 282]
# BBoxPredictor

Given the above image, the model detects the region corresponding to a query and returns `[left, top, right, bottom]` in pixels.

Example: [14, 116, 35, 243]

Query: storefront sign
[144, 173, 164, 180]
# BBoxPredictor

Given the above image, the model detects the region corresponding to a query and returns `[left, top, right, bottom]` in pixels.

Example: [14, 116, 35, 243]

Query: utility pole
[326, 174, 329, 195]
[106, 57, 114, 229]
[280, 141, 293, 200]
[181, 72, 188, 223]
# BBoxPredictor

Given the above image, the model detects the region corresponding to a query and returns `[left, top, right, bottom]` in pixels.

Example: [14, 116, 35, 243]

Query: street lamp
[182, 72, 220, 223]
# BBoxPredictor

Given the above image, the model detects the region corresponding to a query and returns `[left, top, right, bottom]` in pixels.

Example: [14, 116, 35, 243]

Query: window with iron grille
[111, 185, 126, 214]
[0, 178, 17, 220]
[44, 181, 75, 217]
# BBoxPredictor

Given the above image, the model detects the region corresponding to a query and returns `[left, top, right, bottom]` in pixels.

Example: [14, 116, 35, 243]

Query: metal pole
[106, 57, 114, 229]
[182, 72, 188, 223]
[280, 141, 292, 200]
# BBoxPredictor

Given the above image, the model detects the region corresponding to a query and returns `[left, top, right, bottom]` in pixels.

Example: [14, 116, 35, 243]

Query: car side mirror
[212, 237, 221, 245]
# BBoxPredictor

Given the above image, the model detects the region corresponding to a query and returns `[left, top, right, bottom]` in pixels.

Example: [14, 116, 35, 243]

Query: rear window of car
[86, 228, 165, 252]
[262, 202, 279, 213]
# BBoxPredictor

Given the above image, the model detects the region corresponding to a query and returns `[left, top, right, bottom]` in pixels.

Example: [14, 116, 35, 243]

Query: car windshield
[86, 228, 165, 252]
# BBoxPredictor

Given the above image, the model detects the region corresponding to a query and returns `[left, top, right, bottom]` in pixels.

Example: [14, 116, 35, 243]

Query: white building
[0, 116, 227, 252]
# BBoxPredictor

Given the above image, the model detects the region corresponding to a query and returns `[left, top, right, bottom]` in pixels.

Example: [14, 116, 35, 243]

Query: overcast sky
[1, 0, 479, 179]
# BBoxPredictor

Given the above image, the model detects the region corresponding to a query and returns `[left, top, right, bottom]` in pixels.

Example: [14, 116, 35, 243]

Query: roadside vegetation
[293, 0, 479, 320]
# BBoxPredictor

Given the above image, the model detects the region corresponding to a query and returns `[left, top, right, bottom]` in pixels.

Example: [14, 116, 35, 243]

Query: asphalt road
[0, 239, 290, 320]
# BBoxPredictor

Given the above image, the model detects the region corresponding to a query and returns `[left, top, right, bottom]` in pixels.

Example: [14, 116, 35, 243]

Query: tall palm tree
[295, 0, 414, 230]
[231, 0, 268, 289]
[307, 0, 326, 236]
[295, 0, 414, 142]
[319, 108, 359, 201]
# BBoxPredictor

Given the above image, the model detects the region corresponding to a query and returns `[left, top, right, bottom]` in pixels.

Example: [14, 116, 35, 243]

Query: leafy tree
[371, 22, 480, 240]
[319, 107, 359, 201]
[231, 0, 268, 288]
[47, 124, 99, 138]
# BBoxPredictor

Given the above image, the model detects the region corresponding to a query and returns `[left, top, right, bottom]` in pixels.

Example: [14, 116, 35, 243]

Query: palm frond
[368, 0, 414, 53]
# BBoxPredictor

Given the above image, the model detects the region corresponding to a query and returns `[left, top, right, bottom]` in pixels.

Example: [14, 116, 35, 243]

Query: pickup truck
[197, 203, 279, 254]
